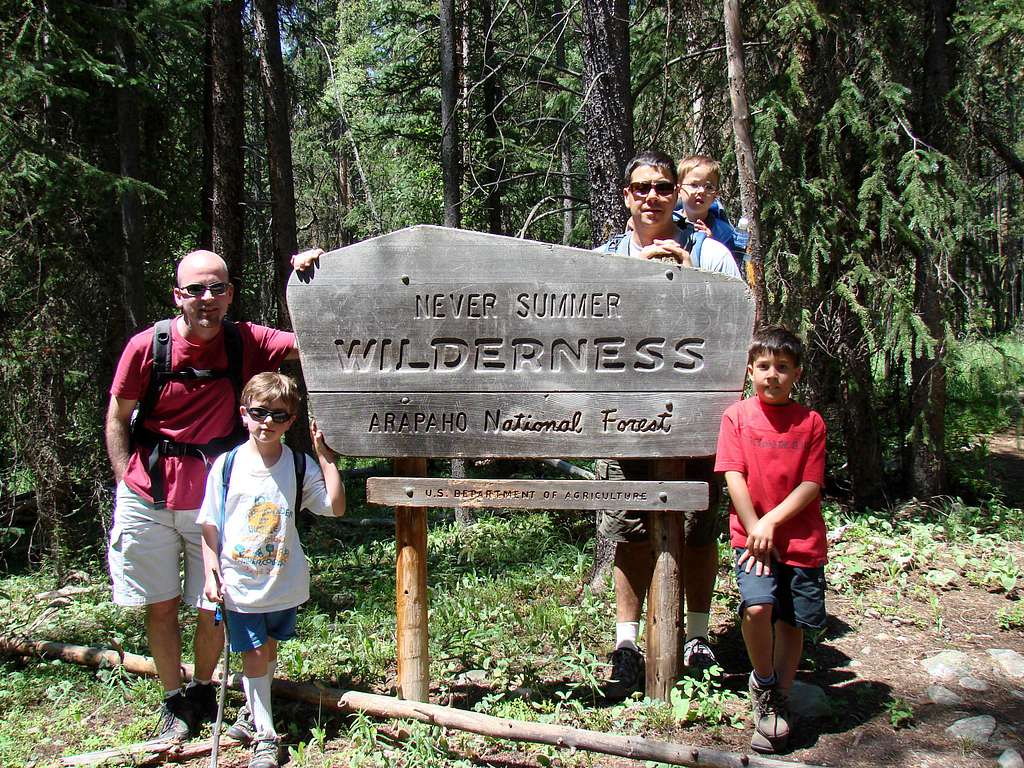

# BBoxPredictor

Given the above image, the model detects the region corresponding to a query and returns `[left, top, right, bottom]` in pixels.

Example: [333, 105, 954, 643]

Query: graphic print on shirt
[229, 495, 293, 573]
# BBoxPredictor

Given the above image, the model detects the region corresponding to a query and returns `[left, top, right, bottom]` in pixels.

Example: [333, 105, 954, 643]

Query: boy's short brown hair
[748, 325, 804, 367]
[241, 372, 301, 414]
[677, 155, 721, 187]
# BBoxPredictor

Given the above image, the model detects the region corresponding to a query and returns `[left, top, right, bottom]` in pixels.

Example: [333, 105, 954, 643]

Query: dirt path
[988, 429, 1024, 508]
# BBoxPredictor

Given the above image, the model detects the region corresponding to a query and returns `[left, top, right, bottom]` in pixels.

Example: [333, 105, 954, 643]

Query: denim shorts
[225, 607, 298, 653]
[595, 458, 721, 546]
[733, 548, 827, 630]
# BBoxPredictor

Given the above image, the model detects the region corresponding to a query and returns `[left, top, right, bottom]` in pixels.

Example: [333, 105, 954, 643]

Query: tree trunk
[113, 0, 145, 338]
[908, 0, 956, 498]
[209, 0, 246, 303]
[555, 0, 573, 244]
[481, 0, 502, 235]
[579, 0, 633, 245]
[723, 0, 765, 326]
[253, 0, 312, 456]
[440, 0, 461, 229]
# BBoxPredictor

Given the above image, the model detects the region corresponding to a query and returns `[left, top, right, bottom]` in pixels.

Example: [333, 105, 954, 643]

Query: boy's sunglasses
[628, 181, 676, 197]
[178, 282, 229, 297]
[681, 182, 718, 194]
[245, 406, 292, 423]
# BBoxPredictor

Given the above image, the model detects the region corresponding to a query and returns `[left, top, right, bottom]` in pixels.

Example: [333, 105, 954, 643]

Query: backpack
[219, 444, 307, 534]
[131, 318, 247, 508]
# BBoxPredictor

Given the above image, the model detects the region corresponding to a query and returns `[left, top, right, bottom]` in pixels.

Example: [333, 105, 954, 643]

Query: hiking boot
[249, 734, 281, 768]
[602, 646, 645, 702]
[682, 636, 717, 674]
[153, 691, 194, 742]
[748, 674, 790, 754]
[226, 704, 256, 744]
[184, 682, 218, 726]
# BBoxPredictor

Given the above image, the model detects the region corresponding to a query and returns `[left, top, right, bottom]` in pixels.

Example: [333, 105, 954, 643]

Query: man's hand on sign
[291, 248, 324, 272]
[639, 239, 692, 267]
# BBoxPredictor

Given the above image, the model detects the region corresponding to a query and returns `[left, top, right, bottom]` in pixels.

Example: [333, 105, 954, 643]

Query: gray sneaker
[248, 734, 281, 768]
[682, 636, 717, 674]
[748, 673, 790, 753]
[226, 705, 256, 743]
[602, 646, 645, 702]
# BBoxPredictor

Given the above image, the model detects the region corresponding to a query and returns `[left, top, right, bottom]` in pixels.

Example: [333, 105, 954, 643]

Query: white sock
[615, 622, 640, 650]
[186, 678, 211, 688]
[686, 612, 710, 641]
[244, 673, 276, 737]
[268, 660, 277, 679]
[164, 687, 182, 699]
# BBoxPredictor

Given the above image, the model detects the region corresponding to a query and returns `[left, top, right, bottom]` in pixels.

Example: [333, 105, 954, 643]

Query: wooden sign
[288, 225, 753, 458]
[366, 477, 710, 511]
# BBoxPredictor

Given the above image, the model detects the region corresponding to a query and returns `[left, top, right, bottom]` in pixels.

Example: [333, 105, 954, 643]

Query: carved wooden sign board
[287, 225, 754, 459]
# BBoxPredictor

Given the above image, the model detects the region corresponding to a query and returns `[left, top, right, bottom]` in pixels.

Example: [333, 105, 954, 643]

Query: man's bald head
[177, 250, 229, 286]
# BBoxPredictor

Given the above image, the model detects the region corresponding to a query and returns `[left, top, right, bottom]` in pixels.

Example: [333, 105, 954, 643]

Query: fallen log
[60, 735, 240, 767]
[0, 636, 824, 768]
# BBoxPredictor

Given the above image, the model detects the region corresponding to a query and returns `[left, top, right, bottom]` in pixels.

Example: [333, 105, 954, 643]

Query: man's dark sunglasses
[245, 406, 293, 423]
[179, 282, 229, 297]
[629, 181, 676, 197]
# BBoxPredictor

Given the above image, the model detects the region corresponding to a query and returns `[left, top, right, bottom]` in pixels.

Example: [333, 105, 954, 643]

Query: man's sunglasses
[178, 282, 229, 297]
[245, 406, 293, 423]
[628, 181, 676, 197]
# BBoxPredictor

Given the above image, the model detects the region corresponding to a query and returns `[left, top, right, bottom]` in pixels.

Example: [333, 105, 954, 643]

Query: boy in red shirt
[714, 326, 827, 754]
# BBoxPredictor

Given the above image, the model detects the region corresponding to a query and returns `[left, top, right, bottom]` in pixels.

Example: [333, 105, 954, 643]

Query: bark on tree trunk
[555, 0, 573, 244]
[908, 0, 955, 498]
[723, 0, 765, 326]
[579, 0, 633, 245]
[113, 0, 145, 338]
[440, 0, 461, 229]
[253, 0, 312, 456]
[209, 0, 246, 308]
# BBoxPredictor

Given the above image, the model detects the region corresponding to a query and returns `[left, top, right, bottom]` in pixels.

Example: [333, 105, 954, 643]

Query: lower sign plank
[366, 478, 710, 512]
[310, 391, 737, 458]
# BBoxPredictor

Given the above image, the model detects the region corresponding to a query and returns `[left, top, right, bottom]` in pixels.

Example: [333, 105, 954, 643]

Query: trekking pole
[210, 570, 230, 767]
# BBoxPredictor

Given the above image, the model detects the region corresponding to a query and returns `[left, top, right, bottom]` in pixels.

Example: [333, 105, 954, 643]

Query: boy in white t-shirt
[198, 372, 345, 768]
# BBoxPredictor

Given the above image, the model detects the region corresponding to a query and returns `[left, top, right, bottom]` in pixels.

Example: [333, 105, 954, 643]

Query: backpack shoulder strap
[219, 445, 241, 546]
[292, 447, 307, 515]
[132, 319, 173, 441]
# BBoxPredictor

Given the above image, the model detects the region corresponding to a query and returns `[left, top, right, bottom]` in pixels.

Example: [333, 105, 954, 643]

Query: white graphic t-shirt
[198, 445, 333, 613]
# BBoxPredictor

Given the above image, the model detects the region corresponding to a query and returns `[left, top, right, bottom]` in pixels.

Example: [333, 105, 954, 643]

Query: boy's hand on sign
[310, 418, 338, 462]
[291, 248, 324, 272]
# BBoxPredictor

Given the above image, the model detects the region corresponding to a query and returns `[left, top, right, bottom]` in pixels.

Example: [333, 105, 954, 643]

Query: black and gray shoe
[602, 646, 645, 702]
[248, 734, 281, 768]
[153, 691, 193, 742]
[184, 682, 218, 726]
[682, 636, 718, 674]
[226, 705, 257, 744]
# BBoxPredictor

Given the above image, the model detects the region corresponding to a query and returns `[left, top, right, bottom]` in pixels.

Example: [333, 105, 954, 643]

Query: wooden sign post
[288, 225, 754, 702]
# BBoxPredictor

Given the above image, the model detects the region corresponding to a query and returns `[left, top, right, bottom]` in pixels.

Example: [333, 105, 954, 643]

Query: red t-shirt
[111, 320, 295, 510]
[714, 396, 827, 567]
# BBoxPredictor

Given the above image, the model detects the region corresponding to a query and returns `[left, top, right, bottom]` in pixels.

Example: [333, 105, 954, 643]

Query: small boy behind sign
[198, 373, 345, 768]
[714, 327, 827, 754]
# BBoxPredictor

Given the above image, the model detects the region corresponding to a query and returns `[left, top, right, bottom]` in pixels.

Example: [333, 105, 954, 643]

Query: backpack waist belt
[135, 426, 246, 509]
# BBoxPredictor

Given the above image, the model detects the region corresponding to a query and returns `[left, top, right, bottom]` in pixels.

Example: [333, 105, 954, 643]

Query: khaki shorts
[595, 458, 721, 546]
[107, 482, 210, 608]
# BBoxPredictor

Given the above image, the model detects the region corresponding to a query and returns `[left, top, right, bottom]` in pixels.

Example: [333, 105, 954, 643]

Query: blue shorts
[224, 607, 298, 653]
[733, 549, 827, 630]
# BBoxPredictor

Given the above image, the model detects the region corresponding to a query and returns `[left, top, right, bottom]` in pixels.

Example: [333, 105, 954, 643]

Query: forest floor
[2, 434, 1023, 768]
